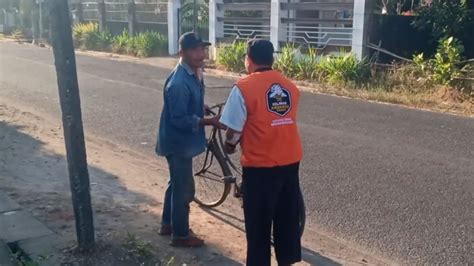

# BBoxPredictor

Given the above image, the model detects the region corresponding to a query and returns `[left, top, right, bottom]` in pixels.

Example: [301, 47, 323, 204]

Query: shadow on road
[0, 119, 241, 265]
[200, 205, 341, 266]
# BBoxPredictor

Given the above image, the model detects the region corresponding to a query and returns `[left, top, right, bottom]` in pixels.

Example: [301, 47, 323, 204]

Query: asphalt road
[1, 42, 473, 264]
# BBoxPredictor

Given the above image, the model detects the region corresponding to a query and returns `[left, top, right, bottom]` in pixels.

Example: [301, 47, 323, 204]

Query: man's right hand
[200, 116, 227, 130]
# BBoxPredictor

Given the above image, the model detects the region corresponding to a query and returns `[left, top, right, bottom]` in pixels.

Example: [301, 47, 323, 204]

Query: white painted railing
[285, 25, 352, 48]
[223, 23, 271, 40]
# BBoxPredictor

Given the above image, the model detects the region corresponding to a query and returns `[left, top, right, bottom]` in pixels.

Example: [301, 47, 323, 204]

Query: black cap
[179, 32, 211, 50]
[247, 39, 275, 66]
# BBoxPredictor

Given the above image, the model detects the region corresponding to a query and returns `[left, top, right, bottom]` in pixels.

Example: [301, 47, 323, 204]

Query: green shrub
[411, 37, 464, 86]
[274, 43, 298, 78]
[318, 53, 371, 86]
[217, 41, 247, 73]
[412, 0, 470, 41]
[295, 46, 319, 81]
[11, 29, 24, 43]
[73, 24, 167, 57]
[111, 30, 130, 54]
[88, 30, 112, 51]
[133, 31, 168, 57]
[430, 37, 464, 85]
[73, 22, 96, 48]
[125, 35, 138, 56]
[73, 22, 112, 51]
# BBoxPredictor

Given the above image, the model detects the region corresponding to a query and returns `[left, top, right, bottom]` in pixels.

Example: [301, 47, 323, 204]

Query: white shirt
[220, 85, 247, 132]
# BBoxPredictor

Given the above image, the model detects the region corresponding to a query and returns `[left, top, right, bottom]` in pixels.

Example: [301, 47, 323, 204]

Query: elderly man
[156, 32, 223, 247]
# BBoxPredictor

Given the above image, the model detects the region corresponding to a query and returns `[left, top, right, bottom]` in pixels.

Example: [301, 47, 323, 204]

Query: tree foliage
[412, 0, 471, 40]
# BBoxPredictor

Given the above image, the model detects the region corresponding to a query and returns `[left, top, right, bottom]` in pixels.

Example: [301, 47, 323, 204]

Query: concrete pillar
[97, 0, 106, 32]
[128, 0, 137, 36]
[31, 10, 39, 42]
[287, 0, 298, 43]
[75, 2, 83, 24]
[270, 0, 282, 51]
[209, 0, 223, 59]
[352, 0, 371, 59]
[168, 0, 181, 55]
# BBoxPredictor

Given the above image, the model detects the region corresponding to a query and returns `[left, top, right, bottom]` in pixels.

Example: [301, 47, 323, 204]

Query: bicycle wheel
[193, 142, 232, 208]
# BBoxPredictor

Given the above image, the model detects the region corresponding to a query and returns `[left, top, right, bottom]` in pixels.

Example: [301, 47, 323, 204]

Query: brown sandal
[170, 235, 205, 248]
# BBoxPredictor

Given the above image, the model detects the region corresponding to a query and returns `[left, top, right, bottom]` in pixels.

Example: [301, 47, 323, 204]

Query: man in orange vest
[220, 39, 303, 266]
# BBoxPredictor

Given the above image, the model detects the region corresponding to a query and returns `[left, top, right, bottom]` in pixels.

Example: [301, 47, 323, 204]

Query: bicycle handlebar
[207, 102, 226, 116]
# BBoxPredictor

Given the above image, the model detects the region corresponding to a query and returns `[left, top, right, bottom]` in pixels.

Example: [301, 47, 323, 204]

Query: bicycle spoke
[193, 145, 228, 207]
[194, 173, 225, 183]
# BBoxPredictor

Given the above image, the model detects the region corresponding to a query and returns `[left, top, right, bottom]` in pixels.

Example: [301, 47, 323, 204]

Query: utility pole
[48, 0, 95, 251]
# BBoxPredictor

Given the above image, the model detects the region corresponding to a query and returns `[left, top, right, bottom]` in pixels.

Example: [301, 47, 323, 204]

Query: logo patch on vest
[266, 84, 291, 116]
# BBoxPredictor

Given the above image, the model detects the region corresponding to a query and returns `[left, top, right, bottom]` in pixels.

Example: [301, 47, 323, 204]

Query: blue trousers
[162, 155, 195, 239]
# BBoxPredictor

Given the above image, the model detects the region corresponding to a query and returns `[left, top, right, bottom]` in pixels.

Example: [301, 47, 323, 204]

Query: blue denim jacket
[155, 62, 206, 157]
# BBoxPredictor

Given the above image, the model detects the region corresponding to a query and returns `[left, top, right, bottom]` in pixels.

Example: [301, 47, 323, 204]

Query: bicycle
[192, 102, 306, 237]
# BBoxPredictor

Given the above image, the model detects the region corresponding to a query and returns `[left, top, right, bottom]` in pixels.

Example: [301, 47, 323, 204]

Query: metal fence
[73, 0, 169, 36]
[281, 0, 353, 49]
[216, 0, 354, 51]
[136, 1, 168, 25]
[219, 1, 271, 42]
[81, 2, 99, 21]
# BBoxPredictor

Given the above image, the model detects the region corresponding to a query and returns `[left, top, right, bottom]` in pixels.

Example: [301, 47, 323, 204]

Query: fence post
[97, 0, 106, 31]
[128, 0, 137, 36]
[352, 0, 372, 59]
[270, 0, 283, 51]
[167, 0, 181, 55]
[31, 9, 39, 42]
[76, 2, 83, 23]
[209, 0, 223, 59]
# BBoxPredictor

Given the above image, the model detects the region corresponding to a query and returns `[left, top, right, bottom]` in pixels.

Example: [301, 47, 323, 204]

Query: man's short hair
[247, 39, 274, 66]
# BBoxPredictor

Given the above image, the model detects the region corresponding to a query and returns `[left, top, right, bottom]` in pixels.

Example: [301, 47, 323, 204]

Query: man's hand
[224, 142, 237, 154]
[223, 127, 241, 155]
[200, 115, 227, 130]
[204, 105, 212, 116]
[210, 115, 227, 130]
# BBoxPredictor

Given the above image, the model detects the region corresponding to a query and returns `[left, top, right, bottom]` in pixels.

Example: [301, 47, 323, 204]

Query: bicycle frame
[204, 103, 243, 198]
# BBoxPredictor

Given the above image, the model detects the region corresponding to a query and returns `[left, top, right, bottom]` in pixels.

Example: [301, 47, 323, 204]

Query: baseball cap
[179, 32, 211, 50]
[247, 39, 275, 66]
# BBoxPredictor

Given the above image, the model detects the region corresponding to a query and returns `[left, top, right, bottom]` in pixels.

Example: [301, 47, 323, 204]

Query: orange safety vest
[237, 70, 303, 168]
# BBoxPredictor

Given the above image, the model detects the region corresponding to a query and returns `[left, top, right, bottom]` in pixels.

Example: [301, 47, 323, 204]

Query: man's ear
[246, 55, 254, 66]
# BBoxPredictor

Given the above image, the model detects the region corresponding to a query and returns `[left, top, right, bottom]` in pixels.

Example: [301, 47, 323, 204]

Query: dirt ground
[0, 98, 389, 265]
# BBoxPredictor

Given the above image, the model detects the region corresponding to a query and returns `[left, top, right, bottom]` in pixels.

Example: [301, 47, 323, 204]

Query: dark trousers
[242, 162, 302, 266]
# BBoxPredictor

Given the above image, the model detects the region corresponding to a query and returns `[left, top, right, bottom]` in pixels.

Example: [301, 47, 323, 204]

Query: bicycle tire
[298, 189, 306, 238]
[193, 141, 233, 208]
[268, 189, 306, 245]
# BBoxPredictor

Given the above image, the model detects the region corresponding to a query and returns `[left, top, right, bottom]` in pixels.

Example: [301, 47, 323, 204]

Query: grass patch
[122, 232, 154, 261]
